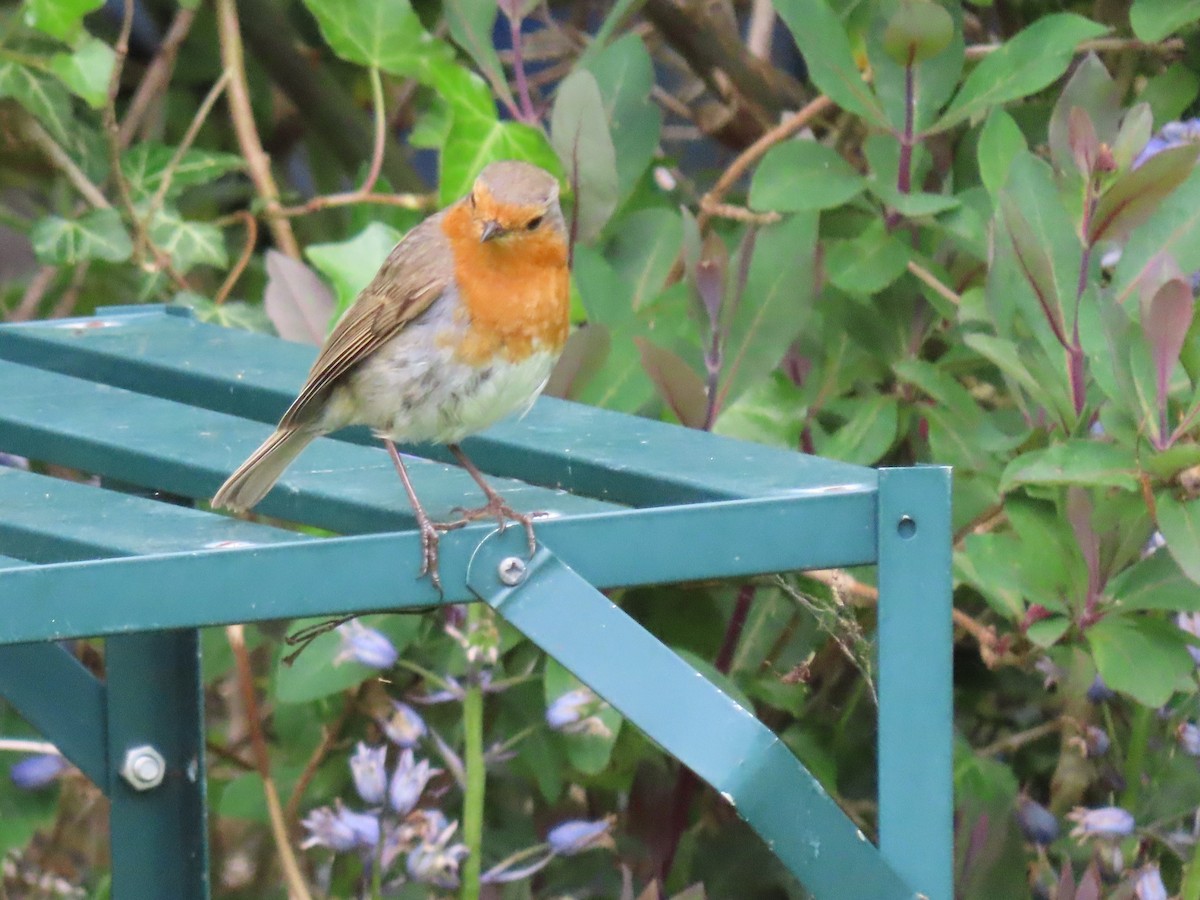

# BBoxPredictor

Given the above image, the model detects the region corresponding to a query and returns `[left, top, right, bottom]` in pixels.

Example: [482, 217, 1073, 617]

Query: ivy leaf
[443, 0, 516, 113]
[0, 60, 75, 147]
[120, 144, 245, 200]
[750, 141, 865, 212]
[145, 207, 228, 273]
[23, 0, 104, 40]
[49, 37, 115, 110]
[774, 0, 887, 125]
[301, 0, 454, 78]
[580, 34, 663, 203]
[1001, 441, 1139, 493]
[551, 70, 619, 245]
[1087, 615, 1194, 707]
[305, 222, 403, 312]
[932, 15, 1108, 133]
[30, 209, 133, 265]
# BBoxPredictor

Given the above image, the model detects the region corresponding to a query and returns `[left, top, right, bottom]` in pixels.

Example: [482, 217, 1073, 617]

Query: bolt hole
[897, 515, 917, 539]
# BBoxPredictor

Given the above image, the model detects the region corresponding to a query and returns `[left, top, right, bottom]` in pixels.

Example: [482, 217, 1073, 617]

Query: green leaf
[1001, 441, 1139, 493]
[1088, 144, 1200, 244]
[274, 615, 421, 704]
[1159, 493, 1200, 585]
[305, 222, 402, 310]
[870, 184, 960, 217]
[956, 535, 1026, 618]
[0, 60, 75, 146]
[29, 209, 132, 265]
[605, 207, 682, 312]
[174, 293, 273, 332]
[868, 0, 963, 134]
[999, 194, 1065, 339]
[1087, 615, 1195, 707]
[977, 109, 1026, 197]
[817, 395, 899, 465]
[23, 0, 104, 39]
[146, 208, 228, 273]
[551, 70, 618, 244]
[1047, 54, 1123, 176]
[1140, 64, 1200, 127]
[774, 0, 887, 125]
[1114, 165, 1200, 305]
[444, 0, 516, 111]
[580, 35, 663, 203]
[932, 14, 1109, 133]
[49, 37, 115, 109]
[433, 67, 561, 206]
[750, 141, 864, 212]
[825, 221, 910, 295]
[301, 0, 454, 77]
[544, 658, 622, 776]
[1110, 550, 1200, 612]
[1130, 0, 1200, 42]
[120, 144, 245, 200]
[723, 213, 819, 400]
[714, 374, 806, 448]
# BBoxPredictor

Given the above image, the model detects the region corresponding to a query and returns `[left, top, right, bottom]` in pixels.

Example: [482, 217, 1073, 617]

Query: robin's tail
[211, 427, 317, 512]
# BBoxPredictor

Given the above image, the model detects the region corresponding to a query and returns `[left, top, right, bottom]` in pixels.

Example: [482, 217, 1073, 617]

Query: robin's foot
[451, 496, 543, 556]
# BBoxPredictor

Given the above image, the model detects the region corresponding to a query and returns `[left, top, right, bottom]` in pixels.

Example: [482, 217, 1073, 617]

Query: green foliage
[7, 0, 1200, 896]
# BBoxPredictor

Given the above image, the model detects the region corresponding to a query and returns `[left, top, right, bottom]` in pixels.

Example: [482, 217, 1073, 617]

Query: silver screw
[120, 745, 166, 791]
[498, 556, 527, 586]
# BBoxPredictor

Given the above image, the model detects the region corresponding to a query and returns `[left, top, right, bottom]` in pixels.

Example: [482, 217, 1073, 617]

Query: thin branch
[22, 120, 110, 209]
[907, 259, 962, 306]
[226, 624, 313, 900]
[214, 211, 257, 306]
[698, 94, 834, 231]
[118, 7, 198, 146]
[977, 718, 1064, 757]
[507, 10, 539, 123]
[10, 266, 58, 322]
[283, 691, 355, 831]
[215, 0, 301, 259]
[146, 70, 232, 223]
[50, 262, 91, 319]
[964, 35, 1183, 61]
[361, 67, 386, 195]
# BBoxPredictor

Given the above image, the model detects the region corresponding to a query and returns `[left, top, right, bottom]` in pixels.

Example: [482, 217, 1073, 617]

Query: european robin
[212, 160, 570, 587]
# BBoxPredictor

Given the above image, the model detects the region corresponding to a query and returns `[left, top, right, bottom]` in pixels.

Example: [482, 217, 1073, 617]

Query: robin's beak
[479, 220, 504, 243]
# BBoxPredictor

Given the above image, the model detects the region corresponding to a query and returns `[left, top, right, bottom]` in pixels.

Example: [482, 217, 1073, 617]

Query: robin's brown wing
[279, 212, 452, 431]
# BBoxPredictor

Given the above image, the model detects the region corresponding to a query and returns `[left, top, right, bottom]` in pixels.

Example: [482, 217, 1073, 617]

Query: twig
[102, 0, 143, 246]
[977, 718, 1064, 757]
[964, 35, 1183, 61]
[907, 259, 961, 306]
[215, 0, 302, 259]
[50, 262, 91, 319]
[700, 200, 781, 225]
[205, 739, 256, 772]
[507, 10, 539, 123]
[22, 120, 110, 210]
[698, 95, 834, 231]
[214, 211, 257, 305]
[9, 266, 57, 322]
[226, 624, 312, 900]
[118, 7, 198, 146]
[953, 503, 1005, 546]
[146, 70, 232, 223]
[283, 691, 355, 831]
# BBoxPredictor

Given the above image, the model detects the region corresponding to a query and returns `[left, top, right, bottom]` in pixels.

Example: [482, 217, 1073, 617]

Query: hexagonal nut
[120, 744, 166, 791]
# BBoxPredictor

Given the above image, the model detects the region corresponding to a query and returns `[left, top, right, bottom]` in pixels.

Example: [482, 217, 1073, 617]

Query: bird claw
[416, 518, 443, 594]
[452, 499, 544, 556]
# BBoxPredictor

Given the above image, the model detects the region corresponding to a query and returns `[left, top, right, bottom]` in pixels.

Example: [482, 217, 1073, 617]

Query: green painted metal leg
[106, 631, 209, 899]
[877, 467, 953, 900]
[0, 643, 107, 786]
[467, 530, 916, 899]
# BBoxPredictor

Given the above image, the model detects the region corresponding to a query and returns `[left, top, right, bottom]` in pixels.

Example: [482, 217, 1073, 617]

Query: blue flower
[333, 619, 397, 670]
[546, 687, 612, 736]
[1177, 612, 1200, 665]
[1135, 865, 1168, 900]
[389, 749, 440, 816]
[381, 701, 427, 748]
[1087, 675, 1116, 704]
[300, 802, 380, 852]
[546, 817, 615, 856]
[9, 753, 68, 790]
[1015, 797, 1058, 846]
[1133, 119, 1200, 169]
[349, 742, 388, 805]
[406, 819, 469, 889]
[1067, 806, 1135, 842]
[1178, 722, 1200, 756]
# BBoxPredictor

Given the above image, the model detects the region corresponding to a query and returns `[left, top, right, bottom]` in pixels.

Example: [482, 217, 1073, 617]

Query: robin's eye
[526, 216, 543, 231]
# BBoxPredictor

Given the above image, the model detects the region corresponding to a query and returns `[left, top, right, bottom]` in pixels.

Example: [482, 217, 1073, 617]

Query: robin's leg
[448, 443, 539, 555]
[384, 439, 458, 591]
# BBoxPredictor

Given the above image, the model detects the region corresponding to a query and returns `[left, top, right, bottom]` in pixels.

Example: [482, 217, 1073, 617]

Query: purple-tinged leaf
[694, 231, 728, 329]
[263, 250, 335, 345]
[1075, 861, 1102, 900]
[1144, 277, 1195, 434]
[1048, 54, 1123, 176]
[634, 337, 708, 429]
[1088, 143, 1200, 244]
[1067, 487, 1101, 602]
[545, 324, 611, 400]
[1000, 194, 1068, 347]
[1068, 106, 1099, 176]
[1057, 859, 1076, 900]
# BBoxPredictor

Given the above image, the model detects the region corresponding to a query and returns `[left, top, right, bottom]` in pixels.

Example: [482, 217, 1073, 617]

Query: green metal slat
[0, 308, 877, 505]
[0, 644, 106, 786]
[466, 530, 916, 899]
[0, 358, 622, 536]
[877, 467, 953, 900]
[0, 553, 30, 569]
[0, 492, 878, 644]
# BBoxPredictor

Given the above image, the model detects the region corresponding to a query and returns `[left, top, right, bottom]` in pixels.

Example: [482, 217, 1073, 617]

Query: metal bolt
[120, 745, 166, 791]
[498, 556, 527, 586]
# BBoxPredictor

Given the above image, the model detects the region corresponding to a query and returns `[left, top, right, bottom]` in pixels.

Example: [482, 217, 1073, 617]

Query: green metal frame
[0, 307, 951, 899]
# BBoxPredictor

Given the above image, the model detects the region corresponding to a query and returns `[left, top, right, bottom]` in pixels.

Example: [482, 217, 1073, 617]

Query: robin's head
[466, 161, 565, 244]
